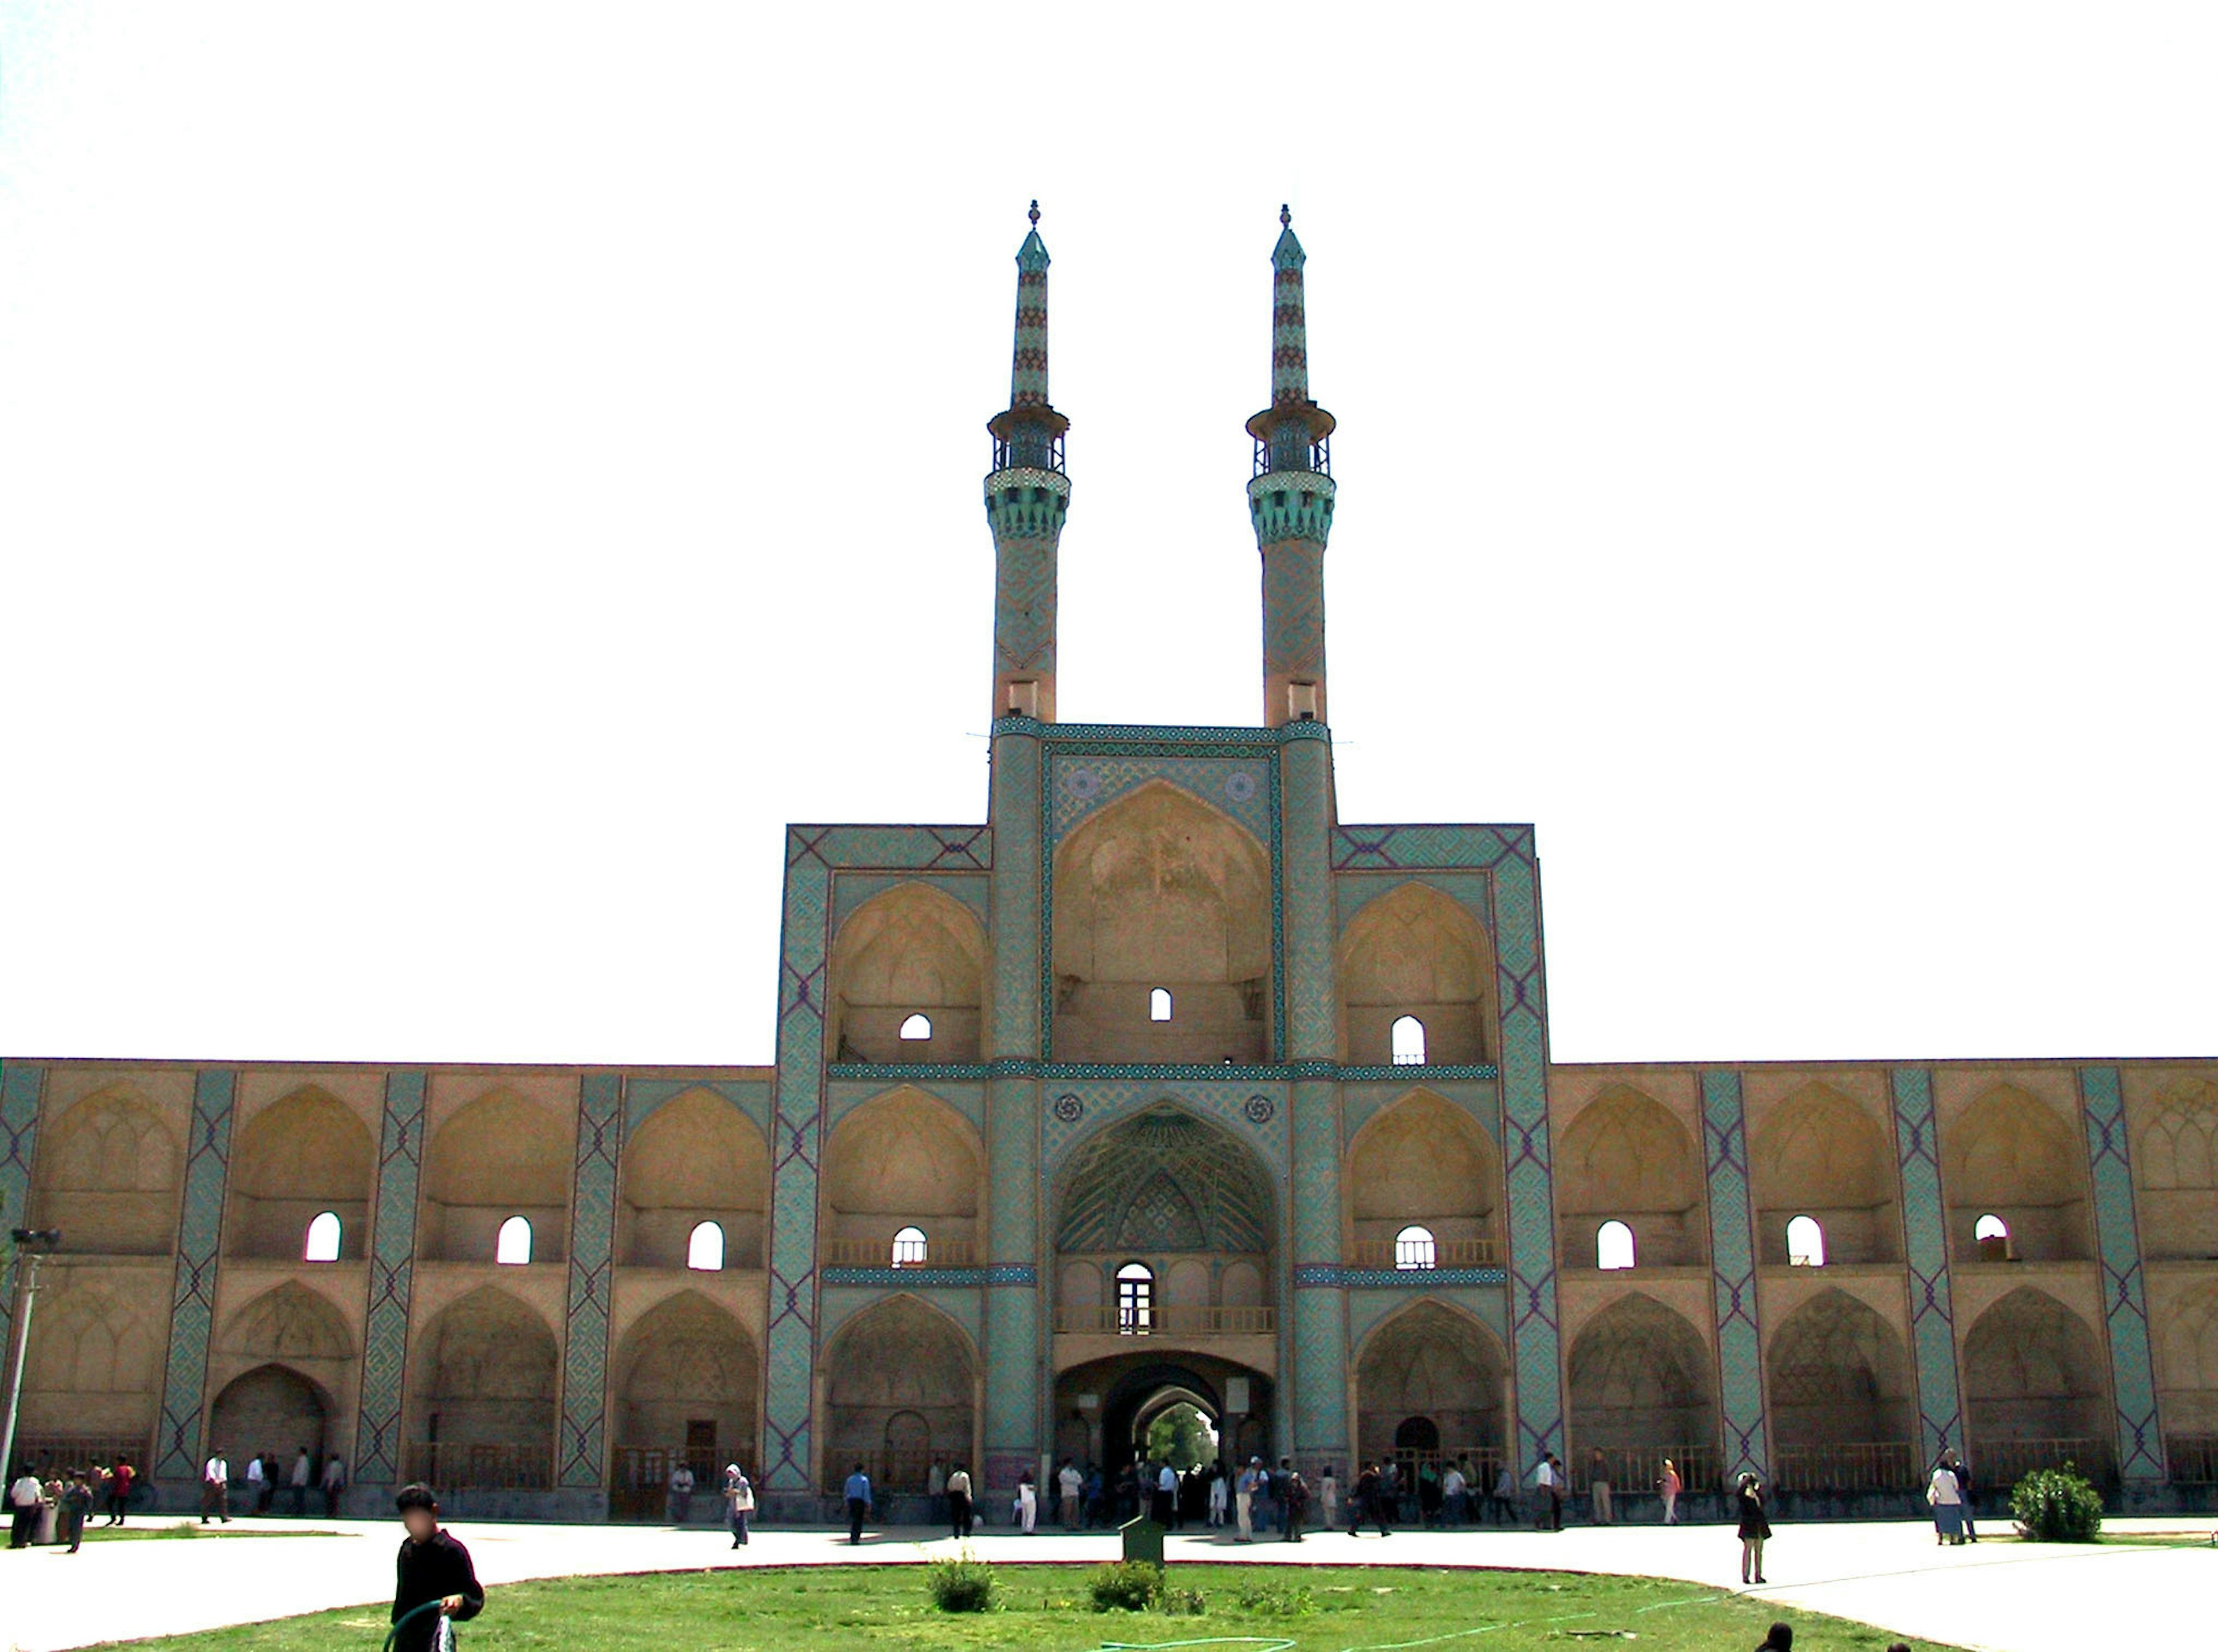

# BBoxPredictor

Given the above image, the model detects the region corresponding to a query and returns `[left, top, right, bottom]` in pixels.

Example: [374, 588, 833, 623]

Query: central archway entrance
[1054, 1355, 1272, 1524]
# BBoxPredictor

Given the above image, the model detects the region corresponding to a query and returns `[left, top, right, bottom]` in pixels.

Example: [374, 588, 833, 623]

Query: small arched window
[496, 1215, 533, 1266]
[1596, 1219, 1636, 1271]
[1974, 1212, 2009, 1242]
[1785, 1214, 1825, 1267]
[1116, 1261, 1154, 1332]
[898, 1013, 933, 1041]
[1394, 1224, 1438, 1270]
[1390, 1015, 1427, 1066]
[303, 1211, 342, 1263]
[891, 1225, 929, 1267]
[1149, 988, 1173, 1022]
[687, 1220, 725, 1271]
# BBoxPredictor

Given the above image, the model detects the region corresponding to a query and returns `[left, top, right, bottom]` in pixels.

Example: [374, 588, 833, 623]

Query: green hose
[379, 1598, 448, 1652]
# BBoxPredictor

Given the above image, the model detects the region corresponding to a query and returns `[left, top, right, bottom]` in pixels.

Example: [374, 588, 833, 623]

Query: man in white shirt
[1057, 1458, 1082, 1530]
[202, 1449, 232, 1523]
[244, 1452, 267, 1514]
[1441, 1461, 1467, 1528]
[9, 1465, 47, 1549]
[289, 1448, 312, 1517]
[1532, 1453, 1555, 1531]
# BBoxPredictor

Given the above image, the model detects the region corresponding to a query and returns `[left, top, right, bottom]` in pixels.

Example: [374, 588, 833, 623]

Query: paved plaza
[0, 1513, 2208, 1652]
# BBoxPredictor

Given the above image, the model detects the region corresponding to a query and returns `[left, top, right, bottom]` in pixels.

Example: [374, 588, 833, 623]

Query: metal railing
[1770, 1441, 1923, 1493]
[2164, 1434, 2218, 1483]
[1571, 1444, 1722, 1496]
[1967, 1437, 2116, 1489]
[405, 1441, 552, 1492]
[820, 1237, 978, 1269]
[991, 433, 1066, 475]
[1352, 1237, 1499, 1270]
[1378, 1447, 1508, 1498]
[9, 1434, 154, 1476]
[1252, 435, 1331, 478]
[1054, 1304, 1275, 1337]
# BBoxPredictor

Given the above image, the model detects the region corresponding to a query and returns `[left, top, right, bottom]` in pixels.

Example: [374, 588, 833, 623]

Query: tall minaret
[984, 201, 1071, 723]
[1246, 204, 1337, 727]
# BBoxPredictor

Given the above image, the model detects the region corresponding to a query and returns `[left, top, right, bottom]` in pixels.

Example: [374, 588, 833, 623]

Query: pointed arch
[23, 1277, 160, 1400]
[1751, 1081, 1899, 1265]
[422, 1087, 573, 1264]
[1338, 881, 1494, 1065]
[1555, 1087, 1706, 1268]
[820, 1294, 977, 1492]
[2138, 1078, 2218, 1261]
[1354, 1298, 1509, 1468]
[619, 1086, 769, 1268]
[1962, 1286, 2109, 1460]
[217, 1280, 355, 1367]
[1051, 781, 1273, 1062]
[32, 1087, 181, 1255]
[1567, 1292, 1718, 1460]
[209, 1363, 333, 1462]
[613, 1289, 760, 1470]
[820, 1087, 983, 1266]
[405, 1286, 558, 1489]
[1765, 1288, 1914, 1451]
[829, 882, 987, 1062]
[1056, 1104, 1274, 1256]
[2156, 1279, 2218, 1435]
[1346, 1089, 1500, 1268]
[226, 1085, 375, 1260]
[1944, 1084, 2090, 1262]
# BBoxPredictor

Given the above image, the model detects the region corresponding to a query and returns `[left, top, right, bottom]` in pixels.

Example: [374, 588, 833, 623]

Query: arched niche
[1567, 1293, 1718, 1461]
[1354, 1300, 1508, 1468]
[1346, 1091, 1501, 1267]
[1765, 1288, 1914, 1453]
[218, 1281, 355, 1368]
[1555, 1087, 1706, 1268]
[31, 1088, 181, 1255]
[1944, 1085, 2090, 1262]
[619, 1088, 769, 1269]
[828, 884, 986, 1063]
[405, 1286, 558, 1488]
[225, 1087, 375, 1260]
[2137, 1078, 2218, 1260]
[819, 1088, 982, 1264]
[613, 1289, 760, 1469]
[1338, 883, 1494, 1065]
[2156, 1280, 2218, 1435]
[20, 1277, 161, 1441]
[1750, 1083, 1901, 1266]
[421, 1088, 573, 1264]
[820, 1296, 976, 1493]
[1050, 783, 1272, 1063]
[1963, 1286, 2110, 1463]
[209, 1364, 332, 1464]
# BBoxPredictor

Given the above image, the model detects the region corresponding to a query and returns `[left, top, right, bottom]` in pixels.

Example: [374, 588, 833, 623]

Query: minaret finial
[1280, 202, 1291, 228]
[1029, 199, 1041, 228]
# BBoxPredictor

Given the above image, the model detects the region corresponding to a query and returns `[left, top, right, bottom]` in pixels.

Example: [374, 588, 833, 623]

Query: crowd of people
[194, 1445, 348, 1521]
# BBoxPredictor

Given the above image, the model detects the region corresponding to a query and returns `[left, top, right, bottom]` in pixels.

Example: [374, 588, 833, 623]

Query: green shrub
[924, 1550, 999, 1612]
[1087, 1560, 1164, 1612]
[1158, 1584, 1209, 1616]
[1234, 1576, 1317, 1616]
[2009, 1463, 2105, 1542]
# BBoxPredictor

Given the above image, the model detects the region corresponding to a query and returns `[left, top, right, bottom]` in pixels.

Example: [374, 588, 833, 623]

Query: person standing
[1283, 1465, 1309, 1542]
[1275, 1458, 1298, 1537]
[1206, 1464, 1227, 1527]
[1151, 1461, 1176, 1528]
[1442, 1460, 1467, 1529]
[1352, 1461, 1390, 1536]
[10, 1464, 47, 1549]
[669, 1461, 695, 1524]
[843, 1463, 871, 1545]
[1416, 1460, 1442, 1528]
[1058, 1458, 1082, 1530]
[927, 1458, 947, 1529]
[321, 1453, 347, 1518]
[1318, 1464, 1338, 1532]
[1736, 1472, 1773, 1584]
[390, 1484, 485, 1652]
[1588, 1448, 1613, 1524]
[721, 1464, 753, 1548]
[1018, 1466, 1039, 1534]
[244, 1451, 267, 1514]
[1658, 1458, 1681, 1526]
[946, 1463, 973, 1539]
[1547, 1454, 1568, 1531]
[105, 1456, 135, 1526]
[1926, 1457, 1964, 1546]
[58, 1469, 94, 1554]
[289, 1448, 312, 1517]
[1949, 1452, 1979, 1542]
[202, 1447, 232, 1523]
[1234, 1457, 1261, 1543]
[1533, 1453, 1558, 1531]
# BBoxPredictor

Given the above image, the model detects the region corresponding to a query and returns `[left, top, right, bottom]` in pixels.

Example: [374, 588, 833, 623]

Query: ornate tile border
[1334, 870, 1497, 935]
[1039, 1082, 1290, 1177]
[0, 1064, 46, 1372]
[557, 1073, 623, 1488]
[830, 870, 991, 932]
[1296, 1264, 1509, 1289]
[624, 1075, 772, 1143]
[2077, 1065, 2165, 1480]
[154, 1070, 235, 1479]
[1888, 1067, 1964, 1463]
[1700, 1069, 1769, 1483]
[820, 1264, 1034, 1288]
[1331, 823, 1534, 872]
[353, 1070, 427, 1485]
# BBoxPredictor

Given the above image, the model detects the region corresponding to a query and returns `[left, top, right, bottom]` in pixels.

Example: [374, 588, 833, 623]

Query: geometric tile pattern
[763, 846, 832, 1492]
[1296, 1264, 1510, 1289]
[1047, 752, 1274, 847]
[1331, 823, 1535, 872]
[624, 1076, 772, 1144]
[1700, 1069, 1769, 1484]
[154, 1069, 236, 1479]
[2076, 1066, 2165, 1480]
[983, 1076, 1041, 1471]
[1888, 1066, 1964, 1465]
[0, 1063, 43, 1370]
[1278, 738, 1337, 1064]
[353, 1070, 427, 1487]
[1335, 871, 1496, 936]
[1260, 539, 1326, 682]
[831, 870, 990, 932]
[1040, 1081, 1289, 1179]
[558, 1073, 624, 1489]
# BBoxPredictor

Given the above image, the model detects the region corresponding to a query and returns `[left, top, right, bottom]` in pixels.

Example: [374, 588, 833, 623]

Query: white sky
[2, 6, 2212, 1069]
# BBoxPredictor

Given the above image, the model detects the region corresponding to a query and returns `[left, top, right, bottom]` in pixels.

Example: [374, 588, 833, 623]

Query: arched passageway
[1355, 1301, 1509, 1487]
[1568, 1293, 1720, 1494]
[819, 1297, 976, 1494]
[1765, 1288, 1918, 1490]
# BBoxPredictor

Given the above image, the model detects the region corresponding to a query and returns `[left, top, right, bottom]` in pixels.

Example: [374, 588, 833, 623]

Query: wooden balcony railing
[1571, 1443, 1722, 1495]
[405, 1441, 552, 1491]
[1968, 1436, 2115, 1489]
[1770, 1441, 1923, 1493]
[2164, 1434, 2218, 1484]
[820, 1237, 978, 1268]
[1352, 1237, 1499, 1270]
[1054, 1304, 1275, 1337]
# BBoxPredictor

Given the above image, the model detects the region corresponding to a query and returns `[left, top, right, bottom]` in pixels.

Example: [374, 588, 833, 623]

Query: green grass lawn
[90, 1563, 1966, 1651]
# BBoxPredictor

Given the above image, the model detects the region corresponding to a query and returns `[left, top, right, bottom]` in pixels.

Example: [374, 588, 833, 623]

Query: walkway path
[0, 1512, 2207, 1651]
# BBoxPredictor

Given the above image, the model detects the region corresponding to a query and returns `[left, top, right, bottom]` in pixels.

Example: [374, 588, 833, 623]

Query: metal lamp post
[1, 1229, 62, 1479]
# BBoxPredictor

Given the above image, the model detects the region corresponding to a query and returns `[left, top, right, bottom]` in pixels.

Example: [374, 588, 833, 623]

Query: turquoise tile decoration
[557, 1073, 623, 1487]
[352, 1070, 427, 1486]
[1700, 1069, 1769, 1483]
[153, 1069, 235, 1479]
[2078, 1066, 2165, 1479]
[0, 1065, 46, 1381]
[762, 845, 832, 1493]
[1889, 1067, 1965, 1463]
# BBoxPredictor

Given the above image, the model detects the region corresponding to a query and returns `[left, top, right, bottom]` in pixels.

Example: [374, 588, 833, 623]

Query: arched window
[1394, 1223, 1438, 1270]
[1390, 1015, 1427, 1066]
[686, 1220, 725, 1271]
[1974, 1212, 2009, 1241]
[891, 1225, 929, 1267]
[1149, 987, 1173, 1022]
[1785, 1214, 1826, 1267]
[898, 1013, 933, 1041]
[1116, 1261, 1154, 1333]
[1596, 1219, 1636, 1271]
[496, 1214, 533, 1266]
[303, 1211, 342, 1263]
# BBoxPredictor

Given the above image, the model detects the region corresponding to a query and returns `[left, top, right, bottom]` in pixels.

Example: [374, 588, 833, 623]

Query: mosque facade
[4, 210, 2215, 1519]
